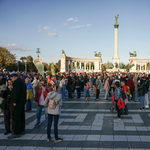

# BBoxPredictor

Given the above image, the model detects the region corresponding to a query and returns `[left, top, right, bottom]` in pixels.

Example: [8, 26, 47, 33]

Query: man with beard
[8, 74, 26, 139]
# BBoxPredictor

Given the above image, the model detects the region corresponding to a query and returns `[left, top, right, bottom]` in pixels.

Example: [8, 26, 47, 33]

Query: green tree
[55, 60, 61, 72]
[26, 56, 33, 62]
[0, 47, 16, 69]
[115, 62, 119, 68]
[106, 61, 114, 69]
[119, 62, 125, 69]
[124, 63, 130, 72]
[20, 57, 27, 63]
[101, 64, 106, 71]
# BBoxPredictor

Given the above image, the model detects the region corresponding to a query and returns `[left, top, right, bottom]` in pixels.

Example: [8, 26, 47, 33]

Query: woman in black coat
[1, 79, 15, 135]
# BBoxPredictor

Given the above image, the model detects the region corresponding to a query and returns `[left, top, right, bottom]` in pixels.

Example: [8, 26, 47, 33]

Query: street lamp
[36, 48, 40, 58]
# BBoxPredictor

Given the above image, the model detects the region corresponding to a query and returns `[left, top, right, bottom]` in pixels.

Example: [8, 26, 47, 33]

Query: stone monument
[113, 14, 120, 67]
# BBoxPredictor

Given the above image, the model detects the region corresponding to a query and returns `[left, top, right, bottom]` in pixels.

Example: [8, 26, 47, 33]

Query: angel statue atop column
[114, 14, 119, 24]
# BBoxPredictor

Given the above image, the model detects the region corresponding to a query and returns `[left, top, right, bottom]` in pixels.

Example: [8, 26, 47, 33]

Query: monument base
[106, 68, 126, 72]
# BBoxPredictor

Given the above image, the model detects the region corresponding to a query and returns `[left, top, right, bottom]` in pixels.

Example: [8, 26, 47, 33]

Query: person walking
[95, 76, 101, 100]
[104, 76, 110, 101]
[34, 79, 51, 129]
[32, 75, 39, 98]
[59, 76, 66, 100]
[8, 74, 26, 139]
[1, 79, 15, 135]
[75, 76, 81, 98]
[25, 78, 33, 111]
[133, 77, 138, 102]
[44, 85, 63, 143]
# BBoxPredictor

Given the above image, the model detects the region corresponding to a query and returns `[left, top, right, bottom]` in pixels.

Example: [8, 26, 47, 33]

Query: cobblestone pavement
[0, 87, 150, 150]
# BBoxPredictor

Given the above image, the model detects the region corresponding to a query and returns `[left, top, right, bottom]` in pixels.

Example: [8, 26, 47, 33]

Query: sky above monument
[0, 0, 150, 65]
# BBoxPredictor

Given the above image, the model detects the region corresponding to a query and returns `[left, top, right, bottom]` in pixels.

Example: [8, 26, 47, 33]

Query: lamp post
[36, 48, 40, 58]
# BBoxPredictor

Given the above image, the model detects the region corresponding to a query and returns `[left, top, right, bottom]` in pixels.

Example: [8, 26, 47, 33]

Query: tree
[124, 63, 130, 72]
[106, 61, 114, 69]
[101, 64, 106, 71]
[20, 57, 27, 63]
[26, 56, 33, 62]
[0, 47, 16, 69]
[115, 62, 119, 68]
[119, 62, 125, 69]
[55, 60, 61, 72]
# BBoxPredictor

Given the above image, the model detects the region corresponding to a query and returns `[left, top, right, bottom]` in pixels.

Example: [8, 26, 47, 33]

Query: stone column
[67, 60, 70, 72]
[113, 22, 120, 66]
[74, 61, 76, 69]
[140, 62, 142, 72]
[71, 61, 73, 71]
[84, 62, 86, 71]
[145, 62, 147, 71]
[89, 62, 91, 72]
[80, 61, 81, 69]
[100, 63, 101, 71]
[60, 53, 66, 72]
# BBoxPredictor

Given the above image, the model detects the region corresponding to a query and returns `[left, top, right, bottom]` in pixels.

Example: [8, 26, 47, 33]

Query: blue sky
[0, 0, 150, 64]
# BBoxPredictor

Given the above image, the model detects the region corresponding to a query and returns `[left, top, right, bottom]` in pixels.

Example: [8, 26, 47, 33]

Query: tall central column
[113, 14, 120, 67]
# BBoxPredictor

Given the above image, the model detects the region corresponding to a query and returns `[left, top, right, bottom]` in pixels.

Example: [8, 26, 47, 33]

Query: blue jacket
[26, 82, 32, 90]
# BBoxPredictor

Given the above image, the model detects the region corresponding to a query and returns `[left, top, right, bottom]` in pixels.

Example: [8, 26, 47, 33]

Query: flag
[50, 63, 55, 76]
[33, 57, 44, 78]
[129, 60, 134, 69]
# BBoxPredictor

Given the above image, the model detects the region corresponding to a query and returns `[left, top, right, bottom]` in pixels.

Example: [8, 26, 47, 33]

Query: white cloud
[0, 43, 32, 51]
[48, 33, 61, 37]
[39, 29, 42, 32]
[74, 17, 78, 22]
[72, 25, 85, 29]
[67, 18, 74, 21]
[67, 17, 78, 22]
[43, 26, 50, 29]
[87, 24, 92, 26]
[63, 23, 68, 25]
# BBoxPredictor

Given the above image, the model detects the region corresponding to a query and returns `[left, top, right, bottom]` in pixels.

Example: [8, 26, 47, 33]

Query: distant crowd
[0, 71, 150, 142]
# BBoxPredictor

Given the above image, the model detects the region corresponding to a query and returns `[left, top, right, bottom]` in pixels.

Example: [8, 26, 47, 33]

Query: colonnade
[60, 54, 102, 72]
[129, 57, 150, 73]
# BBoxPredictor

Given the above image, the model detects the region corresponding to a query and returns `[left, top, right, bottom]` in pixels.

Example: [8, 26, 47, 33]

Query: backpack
[48, 95, 57, 109]
[121, 90, 126, 99]
[86, 82, 91, 90]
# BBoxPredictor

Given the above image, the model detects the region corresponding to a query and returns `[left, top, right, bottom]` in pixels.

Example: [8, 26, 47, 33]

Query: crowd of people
[0, 71, 150, 143]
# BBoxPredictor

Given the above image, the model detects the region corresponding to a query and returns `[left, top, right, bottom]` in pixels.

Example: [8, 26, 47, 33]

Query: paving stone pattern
[0, 88, 150, 149]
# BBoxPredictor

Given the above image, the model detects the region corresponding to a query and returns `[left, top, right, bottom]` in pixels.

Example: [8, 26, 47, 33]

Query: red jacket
[126, 80, 134, 91]
[34, 85, 52, 105]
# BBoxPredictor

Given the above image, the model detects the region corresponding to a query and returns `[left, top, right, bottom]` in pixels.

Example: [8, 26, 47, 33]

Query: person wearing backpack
[104, 76, 110, 101]
[44, 85, 63, 143]
[95, 76, 101, 100]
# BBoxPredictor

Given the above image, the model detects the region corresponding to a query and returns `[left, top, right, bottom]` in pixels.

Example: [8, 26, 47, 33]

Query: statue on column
[129, 51, 137, 57]
[114, 14, 119, 24]
[94, 51, 102, 57]
[62, 50, 65, 54]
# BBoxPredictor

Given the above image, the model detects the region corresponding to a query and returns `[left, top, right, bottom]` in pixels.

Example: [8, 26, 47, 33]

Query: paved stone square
[0, 88, 150, 149]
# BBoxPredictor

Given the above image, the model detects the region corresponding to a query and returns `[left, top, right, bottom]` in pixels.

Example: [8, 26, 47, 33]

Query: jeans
[84, 86, 89, 99]
[47, 114, 59, 140]
[148, 91, 150, 102]
[105, 90, 109, 99]
[36, 105, 48, 125]
[76, 88, 81, 98]
[96, 89, 100, 99]
[62, 85, 66, 99]
[25, 99, 32, 110]
[133, 93, 138, 101]
[130, 89, 133, 100]
[145, 93, 149, 106]
[139, 96, 145, 108]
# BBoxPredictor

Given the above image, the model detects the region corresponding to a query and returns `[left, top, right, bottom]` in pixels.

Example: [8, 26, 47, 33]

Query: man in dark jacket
[8, 74, 26, 139]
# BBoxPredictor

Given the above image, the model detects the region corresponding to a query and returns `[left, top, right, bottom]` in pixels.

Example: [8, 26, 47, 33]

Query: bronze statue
[114, 14, 119, 25]
[62, 50, 65, 54]
[94, 51, 102, 57]
[129, 51, 137, 57]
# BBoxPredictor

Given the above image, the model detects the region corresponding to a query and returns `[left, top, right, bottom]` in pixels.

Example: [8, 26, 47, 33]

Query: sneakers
[137, 107, 143, 111]
[47, 138, 51, 142]
[145, 105, 149, 108]
[115, 117, 121, 120]
[34, 123, 40, 127]
[55, 138, 63, 143]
